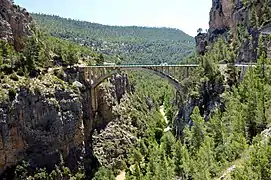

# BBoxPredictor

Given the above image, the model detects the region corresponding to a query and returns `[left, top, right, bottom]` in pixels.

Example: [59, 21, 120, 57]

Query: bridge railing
[78, 63, 259, 68]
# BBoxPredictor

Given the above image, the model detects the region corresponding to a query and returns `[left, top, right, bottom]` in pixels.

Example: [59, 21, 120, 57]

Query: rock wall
[174, 77, 225, 137]
[0, 0, 32, 51]
[0, 82, 84, 176]
[196, 0, 271, 62]
[0, 70, 132, 178]
[195, 33, 208, 55]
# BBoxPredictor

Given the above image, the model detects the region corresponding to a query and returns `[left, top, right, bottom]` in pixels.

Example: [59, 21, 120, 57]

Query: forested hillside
[31, 13, 195, 64]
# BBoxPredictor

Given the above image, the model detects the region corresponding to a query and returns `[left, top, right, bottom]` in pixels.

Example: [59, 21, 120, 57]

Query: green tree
[192, 137, 217, 179]
[160, 132, 175, 158]
[173, 140, 185, 178]
[190, 106, 206, 153]
[93, 167, 115, 180]
[95, 54, 105, 65]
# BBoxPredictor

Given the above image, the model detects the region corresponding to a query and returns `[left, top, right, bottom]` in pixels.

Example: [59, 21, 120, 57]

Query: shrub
[0, 64, 13, 75]
[8, 88, 17, 101]
[10, 73, 19, 81]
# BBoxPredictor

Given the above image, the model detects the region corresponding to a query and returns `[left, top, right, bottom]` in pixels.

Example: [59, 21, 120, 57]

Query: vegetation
[91, 34, 271, 179]
[31, 13, 195, 64]
[0, 25, 102, 79]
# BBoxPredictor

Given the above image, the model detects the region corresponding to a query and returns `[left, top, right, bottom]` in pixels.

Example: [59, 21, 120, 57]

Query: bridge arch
[91, 67, 182, 90]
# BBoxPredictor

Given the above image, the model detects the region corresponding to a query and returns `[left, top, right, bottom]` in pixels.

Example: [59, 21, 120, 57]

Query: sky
[14, 0, 212, 37]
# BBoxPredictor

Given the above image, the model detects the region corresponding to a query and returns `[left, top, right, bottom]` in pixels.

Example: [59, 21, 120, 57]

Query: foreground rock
[0, 70, 132, 178]
[0, 75, 85, 175]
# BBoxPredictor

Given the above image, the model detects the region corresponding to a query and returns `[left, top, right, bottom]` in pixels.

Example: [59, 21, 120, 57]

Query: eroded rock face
[209, 0, 235, 30]
[195, 0, 270, 61]
[195, 33, 208, 55]
[92, 73, 132, 131]
[0, 86, 84, 175]
[89, 74, 136, 170]
[0, 0, 32, 51]
[92, 94, 137, 170]
[174, 78, 225, 137]
[0, 72, 132, 178]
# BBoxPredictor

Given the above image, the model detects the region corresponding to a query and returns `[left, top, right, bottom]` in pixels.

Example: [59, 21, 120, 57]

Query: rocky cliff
[196, 0, 271, 61]
[0, 68, 132, 178]
[0, 0, 134, 177]
[0, 74, 84, 176]
[0, 0, 33, 51]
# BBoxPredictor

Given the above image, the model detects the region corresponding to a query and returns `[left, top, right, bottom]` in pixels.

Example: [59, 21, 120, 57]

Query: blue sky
[14, 0, 211, 36]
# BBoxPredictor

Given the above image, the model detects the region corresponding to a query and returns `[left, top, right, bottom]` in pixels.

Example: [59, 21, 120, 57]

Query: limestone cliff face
[196, 0, 271, 61]
[0, 76, 85, 176]
[209, 0, 244, 34]
[92, 74, 132, 131]
[0, 70, 132, 178]
[174, 76, 225, 137]
[91, 74, 135, 170]
[195, 33, 208, 55]
[0, 0, 32, 51]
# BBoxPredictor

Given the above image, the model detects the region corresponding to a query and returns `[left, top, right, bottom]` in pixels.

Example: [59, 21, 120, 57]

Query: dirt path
[159, 105, 168, 123]
[160, 105, 171, 132]
[116, 171, 125, 180]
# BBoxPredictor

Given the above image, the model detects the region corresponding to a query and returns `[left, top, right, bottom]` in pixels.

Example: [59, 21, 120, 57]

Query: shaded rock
[195, 33, 208, 55]
[92, 94, 137, 170]
[0, 0, 33, 51]
[92, 73, 132, 131]
[0, 84, 85, 176]
[175, 78, 225, 137]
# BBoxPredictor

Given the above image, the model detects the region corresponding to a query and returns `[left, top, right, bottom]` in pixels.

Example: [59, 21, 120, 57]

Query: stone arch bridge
[78, 64, 251, 112]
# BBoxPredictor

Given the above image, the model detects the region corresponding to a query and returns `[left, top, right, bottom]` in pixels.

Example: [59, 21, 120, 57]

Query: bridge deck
[80, 63, 257, 68]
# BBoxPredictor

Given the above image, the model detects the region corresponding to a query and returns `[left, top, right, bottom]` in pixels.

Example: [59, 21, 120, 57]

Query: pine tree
[173, 140, 185, 178]
[181, 144, 192, 179]
[93, 167, 115, 180]
[250, 6, 259, 28]
[160, 132, 175, 158]
[193, 137, 217, 179]
[190, 106, 206, 153]
[0, 46, 3, 66]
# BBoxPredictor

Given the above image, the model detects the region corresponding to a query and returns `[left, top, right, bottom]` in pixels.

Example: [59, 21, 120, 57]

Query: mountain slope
[31, 13, 195, 64]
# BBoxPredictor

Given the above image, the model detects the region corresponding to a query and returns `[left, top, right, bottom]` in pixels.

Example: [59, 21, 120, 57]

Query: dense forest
[31, 13, 195, 64]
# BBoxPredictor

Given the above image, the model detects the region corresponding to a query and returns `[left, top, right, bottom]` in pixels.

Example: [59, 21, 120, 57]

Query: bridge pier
[91, 88, 99, 112]
[185, 67, 189, 78]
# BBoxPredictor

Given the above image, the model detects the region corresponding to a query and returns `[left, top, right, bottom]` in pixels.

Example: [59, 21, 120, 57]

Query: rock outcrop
[0, 0, 32, 51]
[0, 69, 132, 178]
[92, 93, 138, 170]
[92, 73, 133, 131]
[195, 0, 271, 61]
[174, 76, 225, 137]
[0, 76, 84, 176]
[195, 33, 208, 55]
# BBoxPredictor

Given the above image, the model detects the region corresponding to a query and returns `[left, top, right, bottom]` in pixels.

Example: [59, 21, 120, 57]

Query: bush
[8, 88, 17, 101]
[17, 67, 25, 76]
[10, 73, 19, 81]
[0, 64, 13, 75]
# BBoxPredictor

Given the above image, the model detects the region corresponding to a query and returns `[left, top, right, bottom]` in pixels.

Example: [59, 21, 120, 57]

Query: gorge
[0, 0, 271, 179]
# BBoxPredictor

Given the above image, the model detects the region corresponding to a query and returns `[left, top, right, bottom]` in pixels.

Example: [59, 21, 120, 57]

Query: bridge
[78, 64, 254, 112]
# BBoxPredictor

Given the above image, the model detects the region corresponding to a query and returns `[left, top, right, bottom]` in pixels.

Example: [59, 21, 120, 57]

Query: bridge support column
[91, 88, 98, 112]
[185, 67, 189, 78]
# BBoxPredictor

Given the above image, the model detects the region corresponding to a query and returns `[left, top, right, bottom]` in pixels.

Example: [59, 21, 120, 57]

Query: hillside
[31, 13, 195, 64]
